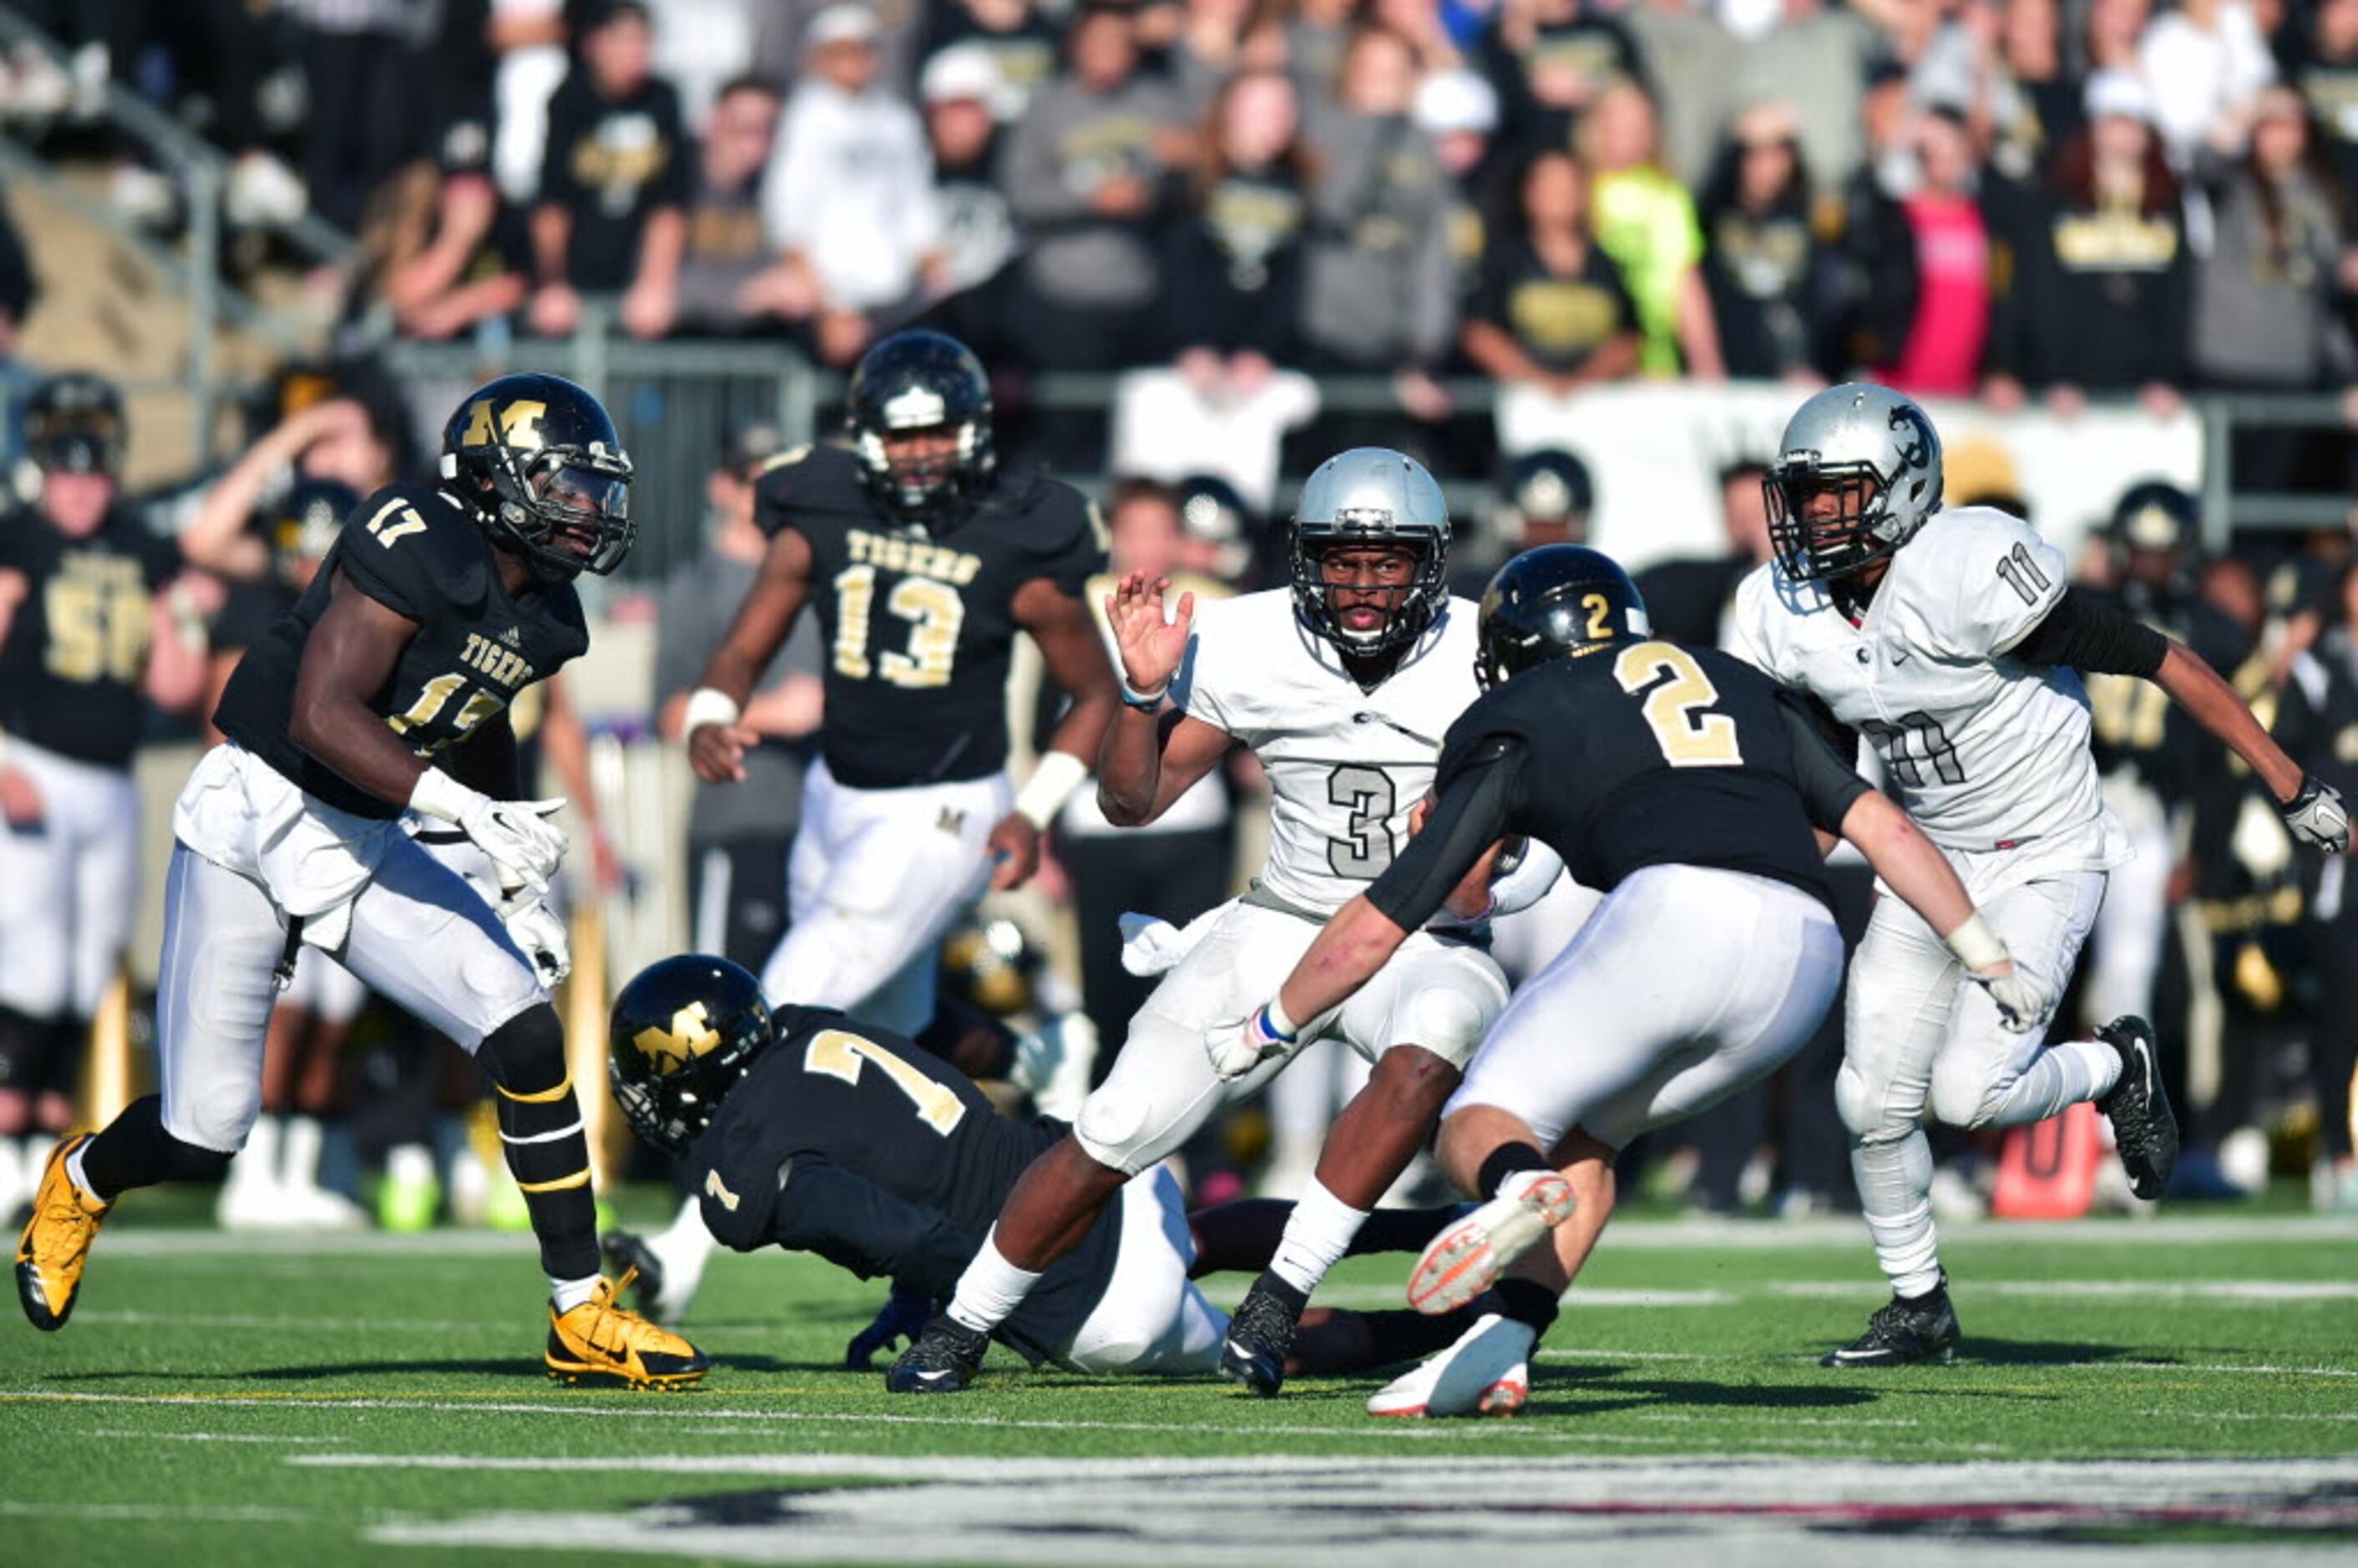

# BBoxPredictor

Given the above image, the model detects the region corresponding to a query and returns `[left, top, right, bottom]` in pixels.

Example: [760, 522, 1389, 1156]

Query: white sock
[237, 1115, 284, 1191]
[64, 1137, 100, 1206]
[1853, 1126, 1943, 1299]
[283, 1115, 326, 1191]
[945, 1229, 1042, 1334]
[1268, 1176, 1371, 1297]
[1979, 1038, 2121, 1127]
[549, 1275, 601, 1313]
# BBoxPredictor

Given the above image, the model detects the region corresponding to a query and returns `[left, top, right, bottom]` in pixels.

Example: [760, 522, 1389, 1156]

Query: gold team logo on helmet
[459, 397, 547, 451]
[633, 1002, 721, 1072]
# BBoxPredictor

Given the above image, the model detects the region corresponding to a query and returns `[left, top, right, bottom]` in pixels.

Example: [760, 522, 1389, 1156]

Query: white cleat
[1406, 1171, 1576, 1316]
[1367, 1313, 1536, 1419]
[1014, 1014, 1101, 1125]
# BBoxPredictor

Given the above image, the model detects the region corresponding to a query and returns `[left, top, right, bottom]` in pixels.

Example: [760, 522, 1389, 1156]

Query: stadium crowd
[0, 0, 2355, 1241]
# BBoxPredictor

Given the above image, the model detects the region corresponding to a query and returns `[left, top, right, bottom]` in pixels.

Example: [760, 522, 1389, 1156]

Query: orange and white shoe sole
[1407, 1174, 1576, 1316]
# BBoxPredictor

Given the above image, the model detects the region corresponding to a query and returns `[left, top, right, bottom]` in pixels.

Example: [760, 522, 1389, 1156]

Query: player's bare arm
[983, 576, 1122, 890]
[2151, 639, 2339, 835]
[1096, 570, 1234, 824]
[286, 571, 437, 807]
[689, 524, 812, 783]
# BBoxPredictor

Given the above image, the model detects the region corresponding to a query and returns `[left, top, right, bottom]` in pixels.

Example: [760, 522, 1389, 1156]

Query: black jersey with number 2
[0, 505, 180, 768]
[214, 483, 588, 819]
[1368, 641, 1868, 931]
[690, 1004, 1121, 1363]
[754, 446, 1103, 789]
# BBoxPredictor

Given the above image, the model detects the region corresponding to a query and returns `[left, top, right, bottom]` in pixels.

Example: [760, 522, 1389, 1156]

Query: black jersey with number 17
[753, 446, 1103, 788]
[689, 1004, 1120, 1363]
[214, 483, 589, 819]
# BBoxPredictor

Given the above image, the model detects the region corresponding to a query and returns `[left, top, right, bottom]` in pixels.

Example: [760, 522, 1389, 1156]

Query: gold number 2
[1581, 592, 1613, 641]
[803, 1029, 968, 1135]
[1613, 641, 1743, 768]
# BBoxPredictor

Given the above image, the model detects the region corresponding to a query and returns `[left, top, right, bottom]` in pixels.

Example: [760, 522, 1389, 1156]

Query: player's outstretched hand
[1103, 569, 1194, 698]
[984, 812, 1040, 890]
[846, 1285, 934, 1368]
[2282, 775, 2350, 853]
[1966, 957, 2057, 1034]
[688, 720, 761, 785]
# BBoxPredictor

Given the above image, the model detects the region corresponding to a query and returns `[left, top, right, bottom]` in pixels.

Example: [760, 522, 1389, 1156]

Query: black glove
[846, 1283, 936, 1368]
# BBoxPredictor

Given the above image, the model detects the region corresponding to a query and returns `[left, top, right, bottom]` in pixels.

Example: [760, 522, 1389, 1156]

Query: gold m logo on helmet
[633, 1001, 721, 1071]
[461, 397, 549, 450]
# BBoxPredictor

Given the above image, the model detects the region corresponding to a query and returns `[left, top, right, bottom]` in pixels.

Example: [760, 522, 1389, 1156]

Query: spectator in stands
[362, 126, 530, 342]
[2291, 0, 2358, 191]
[1880, 104, 1995, 398]
[1699, 101, 1827, 382]
[917, 47, 1019, 357]
[648, 0, 764, 128]
[291, 0, 434, 232]
[1479, 0, 1651, 154]
[529, 0, 691, 340]
[0, 191, 33, 374]
[918, 0, 1062, 124]
[1910, 0, 2034, 168]
[1819, 61, 1920, 377]
[1460, 149, 1642, 395]
[1624, 0, 1743, 191]
[1984, 72, 2188, 417]
[999, 3, 1187, 372]
[1993, 0, 2082, 180]
[1449, 448, 1596, 598]
[654, 421, 824, 974]
[2190, 89, 2358, 491]
[2276, 560, 2358, 1212]
[491, 0, 572, 205]
[179, 397, 397, 582]
[1298, 25, 1461, 419]
[2139, 0, 2276, 169]
[1581, 79, 1726, 377]
[1634, 458, 1774, 647]
[1170, 0, 1290, 109]
[674, 73, 785, 336]
[1163, 68, 1317, 378]
[1735, 0, 1885, 191]
[1284, 0, 1364, 105]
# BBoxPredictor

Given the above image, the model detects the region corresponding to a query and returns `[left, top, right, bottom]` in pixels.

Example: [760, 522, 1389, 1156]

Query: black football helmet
[439, 373, 635, 579]
[270, 478, 361, 584]
[846, 331, 995, 532]
[939, 918, 1041, 1020]
[1495, 448, 1594, 543]
[23, 372, 126, 478]
[1475, 544, 1652, 689]
[608, 954, 776, 1156]
[2107, 479, 2201, 605]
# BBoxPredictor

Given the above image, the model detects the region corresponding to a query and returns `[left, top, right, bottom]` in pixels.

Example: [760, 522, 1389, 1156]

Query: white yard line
[78, 1428, 349, 1444]
[0, 1500, 315, 1522]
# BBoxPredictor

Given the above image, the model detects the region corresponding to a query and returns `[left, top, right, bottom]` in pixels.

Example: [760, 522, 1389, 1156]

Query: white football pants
[0, 738, 139, 1022]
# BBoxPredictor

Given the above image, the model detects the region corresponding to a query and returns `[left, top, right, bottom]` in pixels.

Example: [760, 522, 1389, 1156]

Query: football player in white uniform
[884, 448, 1524, 1395]
[1734, 383, 2350, 1366]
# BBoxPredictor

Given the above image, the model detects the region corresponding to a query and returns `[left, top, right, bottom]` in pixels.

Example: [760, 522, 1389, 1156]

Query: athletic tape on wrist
[1942, 911, 2010, 972]
[407, 766, 481, 826]
[681, 686, 742, 737]
[1015, 750, 1090, 832]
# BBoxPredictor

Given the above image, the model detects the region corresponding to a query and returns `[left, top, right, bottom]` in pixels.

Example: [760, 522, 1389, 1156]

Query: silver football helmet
[1764, 382, 1943, 583]
[1289, 447, 1451, 657]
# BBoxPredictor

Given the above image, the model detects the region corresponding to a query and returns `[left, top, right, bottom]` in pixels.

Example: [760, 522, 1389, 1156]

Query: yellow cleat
[15, 1135, 110, 1332]
[544, 1267, 709, 1390]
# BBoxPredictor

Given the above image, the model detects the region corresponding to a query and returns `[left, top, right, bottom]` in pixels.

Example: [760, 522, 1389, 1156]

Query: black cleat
[886, 1313, 988, 1393]
[1219, 1277, 1304, 1398]
[2096, 1014, 2177, 1201]
[1821, 1278, 1960, 1368]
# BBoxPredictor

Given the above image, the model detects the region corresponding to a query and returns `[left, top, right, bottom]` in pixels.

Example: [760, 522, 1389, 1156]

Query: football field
[5, 1205, 2357, 1567]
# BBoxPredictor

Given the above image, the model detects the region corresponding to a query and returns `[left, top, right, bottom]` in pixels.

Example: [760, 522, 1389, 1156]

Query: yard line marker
[1771, 1280, 2358, 1302]
[77, 1429, 349, 1444]
[0, 1500, 314, 1522]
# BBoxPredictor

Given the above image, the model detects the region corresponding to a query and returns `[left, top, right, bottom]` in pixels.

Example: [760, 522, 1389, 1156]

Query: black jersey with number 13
[215, 483, 589, 818]
[754, 446, 1102, 789]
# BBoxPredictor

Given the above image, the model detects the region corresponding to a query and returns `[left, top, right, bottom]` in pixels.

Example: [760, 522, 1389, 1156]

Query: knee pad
[1394, 984, 1491, 1071]
[480, 1005, 569, 1099]
[1075, 1078, 1151, 1173]
[1929, 1055, 2003, 1131]
[1834, 1061, 1875, 1139]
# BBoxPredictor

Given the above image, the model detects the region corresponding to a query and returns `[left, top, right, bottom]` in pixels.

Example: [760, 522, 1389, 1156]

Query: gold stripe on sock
[497, 1073, 573, 1105]
[515, 1167, 590, 1194]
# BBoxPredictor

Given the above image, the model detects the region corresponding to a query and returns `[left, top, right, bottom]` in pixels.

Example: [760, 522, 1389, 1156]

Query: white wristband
[681, 686, 742, 737]
[1014, 749, 1090, 832]
[1943, 911, 2010, 972]
[407, 766, 482, 826]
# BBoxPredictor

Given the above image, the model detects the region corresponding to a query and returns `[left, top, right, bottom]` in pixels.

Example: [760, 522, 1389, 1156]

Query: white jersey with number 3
[1733, 505, 2121, 862]
[1171, 589, 1480, 916]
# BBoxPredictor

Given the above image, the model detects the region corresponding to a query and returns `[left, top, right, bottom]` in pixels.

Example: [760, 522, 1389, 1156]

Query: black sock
[1900, 1273, 1948, 1308]
[1251, 1268, 1308, 1318]
[1346, 1203, 1475, 1257]
[482, 1009, 601, 1282]
[1333, 1308, 1478, 1371]
[1491, 1277, 1561, 1337]
[1475, 1142, 1552, 1201]
[78, 1095, 231, 1200]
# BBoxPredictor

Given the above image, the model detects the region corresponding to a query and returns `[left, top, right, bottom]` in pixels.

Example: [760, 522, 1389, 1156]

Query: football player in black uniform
[642, 331, 1117, 1318]
[0, 374, 213, 1222]
[14, 375, 707, 1389]
[1218, 546, 2063, 1416]
[609, 954, 1485, 1380]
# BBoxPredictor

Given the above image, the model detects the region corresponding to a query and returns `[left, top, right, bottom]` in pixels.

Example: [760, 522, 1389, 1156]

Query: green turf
[5, 1196, 2355, 1566]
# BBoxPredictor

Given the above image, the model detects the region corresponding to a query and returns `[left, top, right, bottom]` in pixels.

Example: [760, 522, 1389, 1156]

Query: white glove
[2282, 776, 2350, 853]
[410, 768, 569, 894]
[499, 893, 571, 986]
[1965, 960, 2057, 1034]
[1206, 1004, 1297, 1081]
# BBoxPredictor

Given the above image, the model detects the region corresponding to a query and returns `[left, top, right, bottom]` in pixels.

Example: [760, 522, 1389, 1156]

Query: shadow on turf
[38, 1352, 831, 1383]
